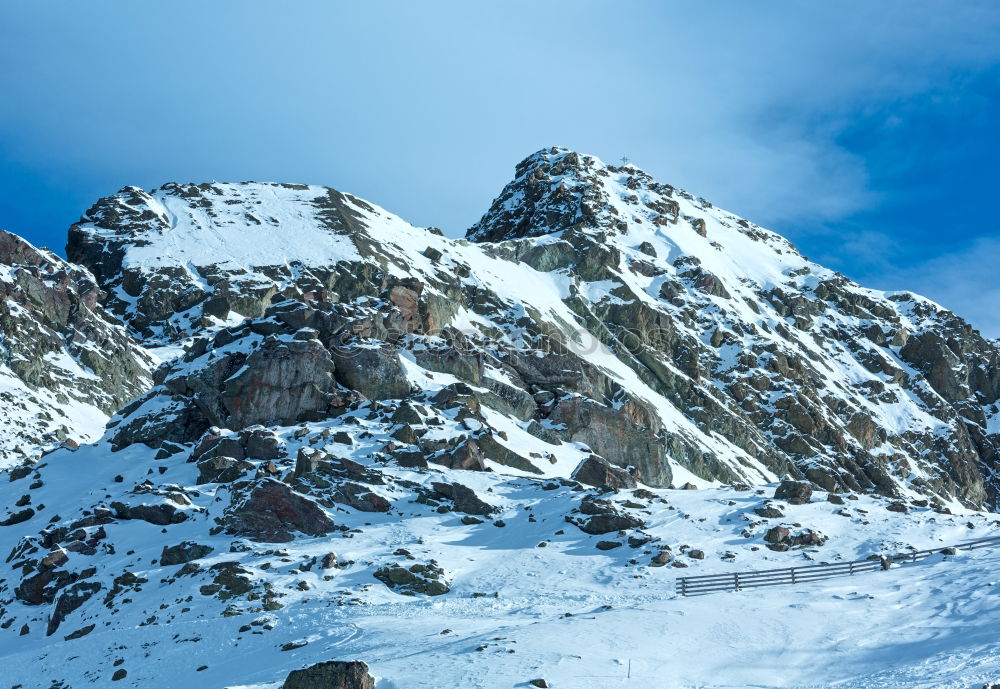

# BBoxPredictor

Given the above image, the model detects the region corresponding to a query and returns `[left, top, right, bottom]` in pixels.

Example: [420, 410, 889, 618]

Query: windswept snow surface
[80, 183, 363, 272]
[2, 431, 1000, 688]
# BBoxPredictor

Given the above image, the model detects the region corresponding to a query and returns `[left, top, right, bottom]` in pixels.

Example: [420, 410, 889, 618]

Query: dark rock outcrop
[374, 562, 449, 596]
[282, 660, 375, 689]
[774, 480, 813, 505]
[47, 581, 101, 636]
[222, 479, 336, 542]
[572, 455, 638, 490]
[160, 542, 214, 566]
[431, 482, 497, 516]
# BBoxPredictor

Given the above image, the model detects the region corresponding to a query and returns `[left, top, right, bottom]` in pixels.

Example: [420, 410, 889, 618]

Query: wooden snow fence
[676, 534, 1000, 596]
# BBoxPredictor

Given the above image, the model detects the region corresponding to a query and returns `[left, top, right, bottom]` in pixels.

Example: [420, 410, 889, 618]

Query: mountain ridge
[49, 146, 1000, 506]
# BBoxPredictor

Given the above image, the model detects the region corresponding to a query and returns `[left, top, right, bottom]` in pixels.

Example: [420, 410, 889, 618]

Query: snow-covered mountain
[0, 147, 998, 687]
[0, 230, 153, 467]
[64, 148, 1000, 507]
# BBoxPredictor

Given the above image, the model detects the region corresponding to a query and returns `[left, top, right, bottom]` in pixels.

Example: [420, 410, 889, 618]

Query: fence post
[790, 568, 797, 585]
[849, 561, 854, 575]
[734, 572, 740, 591]
[680, 578, 687, 597]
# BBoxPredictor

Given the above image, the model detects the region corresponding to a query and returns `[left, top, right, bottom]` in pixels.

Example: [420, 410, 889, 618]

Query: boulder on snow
[111, 501, 190, 525]
[160, 542, 214, 566]
[571, 455, 638, 491]
[282, 660, 375, 689]
[754, 504, 785, 519]
[374, 562, 450, 596]
[431, 482, 497, 516]
[649, 549, 672, 567]
[429, 438, 487, 472]
[222, 479, 336, 542]
[764, 525, 826, 549]
[568, 497, 644, 535]
[197, 455, 252, 484]
[764, 526, 790, 544]
[774, 479, 812, 505]
[242, 427, 284, 459]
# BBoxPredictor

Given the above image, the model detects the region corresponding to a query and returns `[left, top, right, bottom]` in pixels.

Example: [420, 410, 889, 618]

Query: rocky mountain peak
[65, 181, 388, 341]
[466, 146, 685, 243]
[7, 149, 998, 510]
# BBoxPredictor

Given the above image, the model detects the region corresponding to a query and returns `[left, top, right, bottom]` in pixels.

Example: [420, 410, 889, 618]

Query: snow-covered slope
[2, 430, 1000, 689]
[0, 230, 154, 467]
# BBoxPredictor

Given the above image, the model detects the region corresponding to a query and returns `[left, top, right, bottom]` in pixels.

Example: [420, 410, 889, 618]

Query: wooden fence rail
[676, 535, 1000, 596]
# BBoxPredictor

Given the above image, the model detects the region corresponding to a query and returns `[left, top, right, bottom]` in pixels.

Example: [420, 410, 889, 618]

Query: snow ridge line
[676, 534, 1000, 595]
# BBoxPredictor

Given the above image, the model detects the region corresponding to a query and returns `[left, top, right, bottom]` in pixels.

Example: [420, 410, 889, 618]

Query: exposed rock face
[47, 581, 101, 636]
[282, 660, 375, 689]
[107, 327, 347, 449]
[330, 345, 411, 400]
[466, 148, 1000, 506]
[0, 230, 153, 466]
[55, 148, 1000, 507]
[170, 334, 339, 431]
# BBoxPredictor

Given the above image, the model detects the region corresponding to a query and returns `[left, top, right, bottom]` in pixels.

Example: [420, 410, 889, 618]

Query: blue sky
[2, 1, 998, 335]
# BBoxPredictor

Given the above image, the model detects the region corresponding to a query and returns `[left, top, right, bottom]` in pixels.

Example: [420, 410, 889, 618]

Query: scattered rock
[374, 562, 450, 596]
[754, 505, 784, 519]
